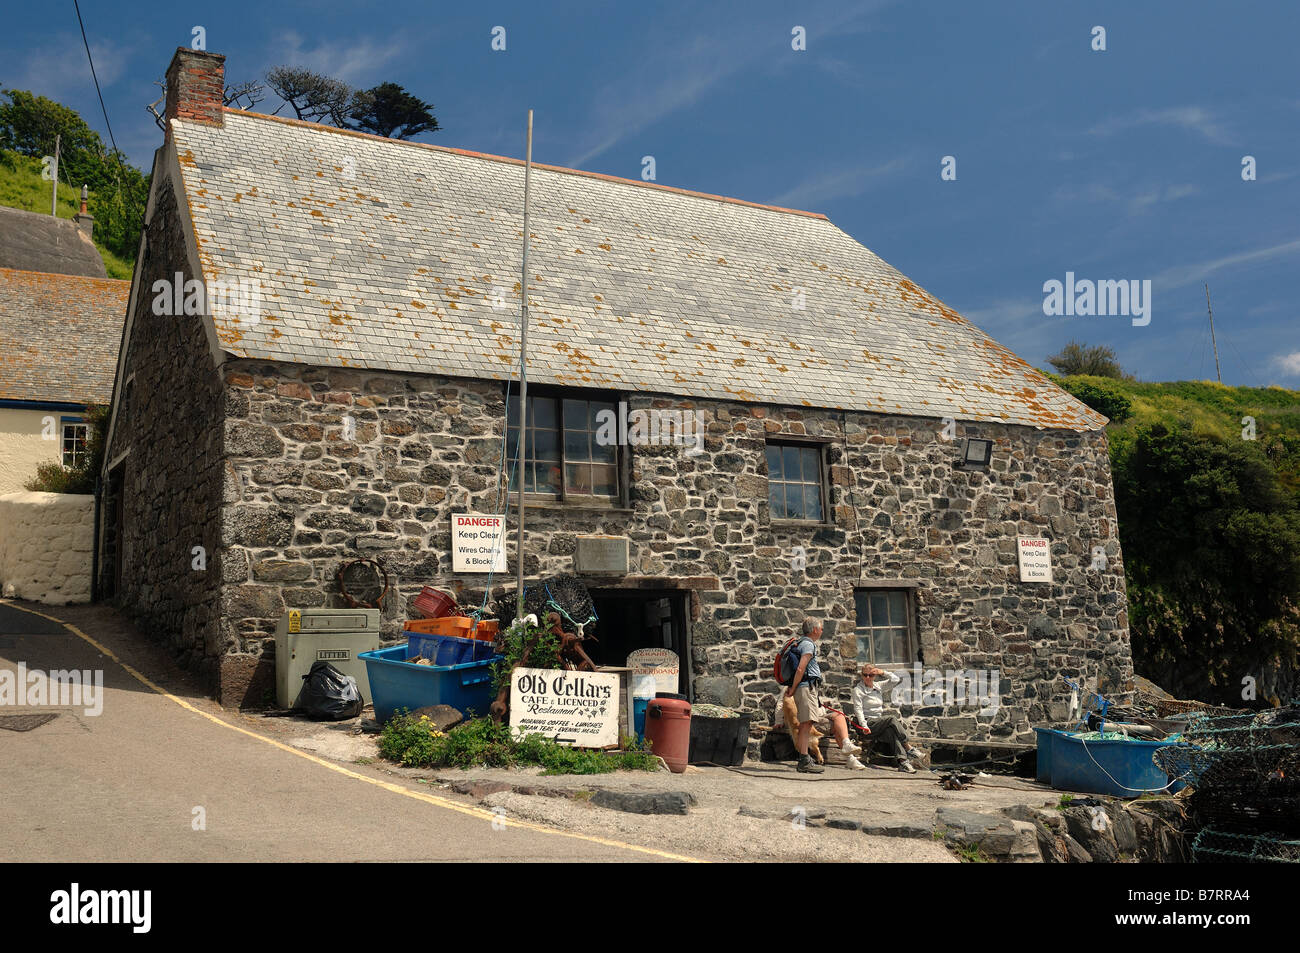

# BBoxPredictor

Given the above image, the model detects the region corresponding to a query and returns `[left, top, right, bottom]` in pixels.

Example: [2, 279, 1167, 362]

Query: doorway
[587, 588, 690, 697]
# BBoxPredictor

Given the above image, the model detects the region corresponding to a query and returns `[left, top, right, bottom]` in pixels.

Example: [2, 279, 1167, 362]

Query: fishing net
[1154, 705, 1300, 847]
[493, 574, 598, 635]
[1191, 828, 1300, 864]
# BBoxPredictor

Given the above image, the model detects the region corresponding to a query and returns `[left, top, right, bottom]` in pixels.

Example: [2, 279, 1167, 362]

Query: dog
[781, 693, 824, 763]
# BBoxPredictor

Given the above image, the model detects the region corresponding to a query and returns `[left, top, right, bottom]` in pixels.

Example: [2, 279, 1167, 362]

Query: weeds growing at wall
[378, 713, 660, 775]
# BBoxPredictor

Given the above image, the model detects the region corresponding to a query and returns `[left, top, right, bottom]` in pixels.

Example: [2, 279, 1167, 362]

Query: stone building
[0, 202, 128, 494]
[100, 48, 1133, 738]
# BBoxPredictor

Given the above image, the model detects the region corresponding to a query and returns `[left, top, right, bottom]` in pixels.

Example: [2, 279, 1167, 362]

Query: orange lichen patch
[310, 210, 324, 217]
[861, 349, 882, 363]
[593, 294, 603, 302]
[573, 248, 583, 254]
[717, 257, 727, 265]
[598, 243, 612, 251]
[411, 300, 426, 309]
[895, 278, 965, 325]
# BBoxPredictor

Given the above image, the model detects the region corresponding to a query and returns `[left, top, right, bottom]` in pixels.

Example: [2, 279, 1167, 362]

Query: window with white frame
[61, 420, 88, 469]
[854, 588, 916, 666]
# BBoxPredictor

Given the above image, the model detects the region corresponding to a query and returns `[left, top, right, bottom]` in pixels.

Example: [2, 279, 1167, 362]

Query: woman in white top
[851, 665, 926, 773]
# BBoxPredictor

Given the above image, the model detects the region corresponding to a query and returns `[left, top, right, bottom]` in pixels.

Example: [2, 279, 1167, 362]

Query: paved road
[0, 602, 682, 862]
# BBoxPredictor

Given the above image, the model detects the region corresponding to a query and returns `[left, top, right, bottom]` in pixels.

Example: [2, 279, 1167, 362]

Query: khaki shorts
[793, 682, 825, 724]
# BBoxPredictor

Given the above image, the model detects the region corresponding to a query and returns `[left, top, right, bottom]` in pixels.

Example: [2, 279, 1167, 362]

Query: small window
[766, 441, 825, 521]
[854, 589, 914, 666]
[506, 392, 619, 499]
[62, 421, 88, 469]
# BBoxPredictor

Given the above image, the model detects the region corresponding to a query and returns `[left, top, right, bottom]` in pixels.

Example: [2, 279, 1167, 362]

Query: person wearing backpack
[783, 617, 861, 773]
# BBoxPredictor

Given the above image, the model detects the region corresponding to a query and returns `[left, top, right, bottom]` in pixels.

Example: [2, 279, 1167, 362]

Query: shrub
[378, 713, 660, 775]
[1060, 375, 1133, 423]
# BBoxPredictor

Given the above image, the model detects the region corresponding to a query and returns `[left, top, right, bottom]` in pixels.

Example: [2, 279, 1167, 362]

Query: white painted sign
[627, 647, 680, 695]
[1017, 536, 1053, 583]
[451, 514, 507, 573]
[509, 667, 620, 747]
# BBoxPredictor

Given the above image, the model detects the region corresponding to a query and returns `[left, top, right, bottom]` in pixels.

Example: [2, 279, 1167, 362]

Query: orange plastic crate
[404, 616, 498, 641]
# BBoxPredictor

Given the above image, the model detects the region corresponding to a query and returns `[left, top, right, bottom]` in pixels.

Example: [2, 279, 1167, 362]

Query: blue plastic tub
[1033, 727, 1065, 783]
[406, 631, 497, 666]
[1045, 731, 1189, 798]
[360, 644, 500, 724]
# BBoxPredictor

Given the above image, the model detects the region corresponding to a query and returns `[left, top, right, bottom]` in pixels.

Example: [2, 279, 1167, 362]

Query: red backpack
[774, 637, 802, 685]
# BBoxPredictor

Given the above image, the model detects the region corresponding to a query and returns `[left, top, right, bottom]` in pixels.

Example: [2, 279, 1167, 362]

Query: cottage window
[766, 441, 826, 521]
[854, 588, 915, 666]
[506, 393, 619, 499]
[61, 420, 88, 470]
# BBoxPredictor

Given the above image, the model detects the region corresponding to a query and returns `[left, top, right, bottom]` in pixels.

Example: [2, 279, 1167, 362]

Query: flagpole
[516, 110, 533, 621]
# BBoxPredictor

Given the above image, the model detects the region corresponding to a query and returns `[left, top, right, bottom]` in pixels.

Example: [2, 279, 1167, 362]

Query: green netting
[1192, 828, 1300, 864]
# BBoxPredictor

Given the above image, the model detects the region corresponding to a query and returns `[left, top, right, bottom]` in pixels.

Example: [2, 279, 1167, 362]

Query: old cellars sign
[508, 667, 620, 747]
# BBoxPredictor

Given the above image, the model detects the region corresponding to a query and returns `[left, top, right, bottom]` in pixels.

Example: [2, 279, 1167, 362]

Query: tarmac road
[0, 601, 688, 863]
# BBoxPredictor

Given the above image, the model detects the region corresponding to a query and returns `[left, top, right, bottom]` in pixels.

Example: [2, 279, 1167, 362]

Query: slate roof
[0, 268, 128, 404]
[170, 109, 1105, 431]
[0, 205, 107, 279]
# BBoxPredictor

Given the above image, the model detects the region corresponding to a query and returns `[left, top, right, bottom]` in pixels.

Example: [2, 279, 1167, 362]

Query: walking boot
[797, 754, 825, 774]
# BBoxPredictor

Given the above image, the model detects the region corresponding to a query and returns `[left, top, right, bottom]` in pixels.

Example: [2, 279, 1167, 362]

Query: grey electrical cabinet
[274, 608, 383, 708]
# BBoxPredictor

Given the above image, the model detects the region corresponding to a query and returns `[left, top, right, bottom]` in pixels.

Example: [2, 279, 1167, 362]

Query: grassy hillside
[1049, 373, 1300, 490]
[1047, 372, 1300, 704]
[0, 149, 134, 279]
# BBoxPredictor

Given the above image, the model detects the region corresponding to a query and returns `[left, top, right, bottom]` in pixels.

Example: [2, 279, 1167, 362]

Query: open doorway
[587, 588, 690, 697]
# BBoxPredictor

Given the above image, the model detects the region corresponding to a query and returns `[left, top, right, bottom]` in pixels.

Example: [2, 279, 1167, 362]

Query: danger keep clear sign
[1017, 536, 1053, 583]
[451, 514, 507, 573]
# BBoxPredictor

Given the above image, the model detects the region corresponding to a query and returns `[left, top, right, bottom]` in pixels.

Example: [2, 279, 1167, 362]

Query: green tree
[347, 83, 439, 139]
[1047, 341, 1126, 379]
[266, 66, 353, 125]
[0, 89, 148, 263]
[1114, 422, 1300, 701]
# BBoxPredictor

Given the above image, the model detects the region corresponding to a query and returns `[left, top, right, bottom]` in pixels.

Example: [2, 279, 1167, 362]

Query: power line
[72, 0, 122, 159]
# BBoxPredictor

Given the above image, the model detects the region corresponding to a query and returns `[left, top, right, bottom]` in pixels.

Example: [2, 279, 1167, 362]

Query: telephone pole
[1205, 283, 1221, 383]
[515, 110, 533, 620]
[50, 134, 61, 216]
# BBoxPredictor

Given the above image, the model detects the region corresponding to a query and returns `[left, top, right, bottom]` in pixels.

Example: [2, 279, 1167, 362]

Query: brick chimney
[164, 47, 226, 138]
[73, 184, 94, 240]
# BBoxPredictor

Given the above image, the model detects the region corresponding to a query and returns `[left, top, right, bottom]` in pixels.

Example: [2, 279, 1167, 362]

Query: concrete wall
[0, 407, 63, 495]
[0, 491, 95, 603]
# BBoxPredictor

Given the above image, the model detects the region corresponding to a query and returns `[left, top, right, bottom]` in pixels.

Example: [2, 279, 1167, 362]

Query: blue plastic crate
[405, 631, 497, 666]
[360, 644, 500, 724]
[1046, 731, 1189, 798]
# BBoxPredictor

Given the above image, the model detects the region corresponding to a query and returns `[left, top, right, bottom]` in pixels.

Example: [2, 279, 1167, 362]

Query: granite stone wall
[102, 173, 227, 696]
[216, 359, 1133, 737]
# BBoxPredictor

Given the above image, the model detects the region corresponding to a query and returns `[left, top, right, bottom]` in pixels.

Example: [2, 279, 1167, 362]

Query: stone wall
[216, 360, 1133, 736]
[0, 491, 94, 603]
[103, 172, 227, 694]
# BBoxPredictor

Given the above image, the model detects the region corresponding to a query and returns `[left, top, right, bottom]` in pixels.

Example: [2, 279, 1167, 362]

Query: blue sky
[6, 0, 1297, 386]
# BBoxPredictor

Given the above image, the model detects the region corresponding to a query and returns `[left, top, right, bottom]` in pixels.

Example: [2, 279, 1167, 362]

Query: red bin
[645, 693, 692, 774]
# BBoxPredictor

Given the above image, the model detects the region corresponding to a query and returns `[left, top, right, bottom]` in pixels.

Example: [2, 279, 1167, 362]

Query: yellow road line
[4, 601, 703, 863]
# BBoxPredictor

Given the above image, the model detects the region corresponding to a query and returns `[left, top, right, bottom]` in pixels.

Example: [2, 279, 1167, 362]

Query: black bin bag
[296, 661, 363, 720]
